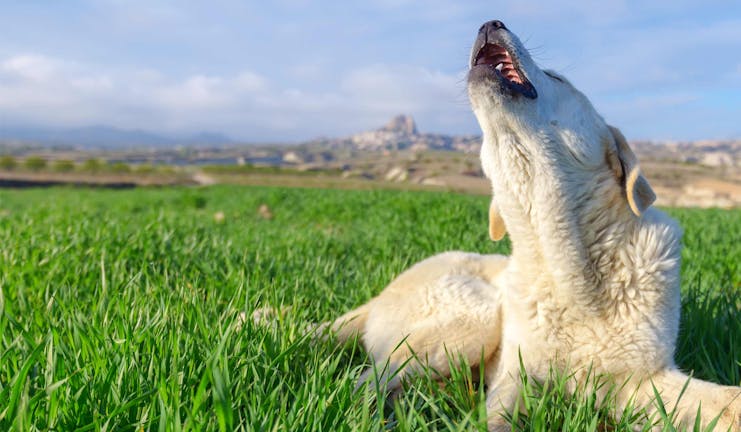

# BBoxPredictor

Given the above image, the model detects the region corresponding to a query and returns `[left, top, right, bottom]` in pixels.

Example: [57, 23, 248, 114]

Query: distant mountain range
[0, 125, 234, 149]
[1, 118, 739, 170]
[294, 114, 740, 169]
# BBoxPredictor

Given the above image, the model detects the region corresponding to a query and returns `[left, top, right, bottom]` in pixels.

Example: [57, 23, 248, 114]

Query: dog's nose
[479, 20, 507, 35]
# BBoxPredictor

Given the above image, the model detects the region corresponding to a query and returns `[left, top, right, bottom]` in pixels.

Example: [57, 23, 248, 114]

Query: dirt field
[1, 156, 738, 208]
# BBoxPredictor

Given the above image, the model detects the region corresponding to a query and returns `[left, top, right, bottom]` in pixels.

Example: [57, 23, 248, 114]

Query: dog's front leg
[618, 368, 741, 431]
[485, 371, 522, 431]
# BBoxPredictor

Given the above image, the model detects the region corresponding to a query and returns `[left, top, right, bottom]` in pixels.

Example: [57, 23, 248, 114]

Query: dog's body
[313, 21, 740, 430]
[324, 252, 507, 390]
[327, 217, 737, 430]
[241, 20, 741, 431]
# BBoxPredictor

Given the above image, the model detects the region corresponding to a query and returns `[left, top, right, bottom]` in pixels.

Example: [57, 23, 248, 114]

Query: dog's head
[467, 20, 655, 242]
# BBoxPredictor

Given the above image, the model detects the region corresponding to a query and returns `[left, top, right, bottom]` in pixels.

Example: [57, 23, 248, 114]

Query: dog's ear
[606, 126, 656, 216]
[488, 198, 507, 241]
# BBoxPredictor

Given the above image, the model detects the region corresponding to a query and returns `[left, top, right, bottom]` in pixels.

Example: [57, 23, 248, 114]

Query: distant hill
[0, 125, 234, 149]
[308, 114, 740, 168]
[1, 117, 739, 171]
[304, 114, 481, 153]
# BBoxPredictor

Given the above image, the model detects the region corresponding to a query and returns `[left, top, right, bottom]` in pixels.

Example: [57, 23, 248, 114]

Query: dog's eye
[545, 71, 564, 83]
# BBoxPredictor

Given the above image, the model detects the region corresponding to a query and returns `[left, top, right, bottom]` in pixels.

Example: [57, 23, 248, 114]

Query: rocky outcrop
[381, 115, 418, 135]
[340, 114, 480, 153]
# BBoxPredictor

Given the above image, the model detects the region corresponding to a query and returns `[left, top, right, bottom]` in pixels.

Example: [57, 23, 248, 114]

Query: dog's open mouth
[472, 42, 537, 99]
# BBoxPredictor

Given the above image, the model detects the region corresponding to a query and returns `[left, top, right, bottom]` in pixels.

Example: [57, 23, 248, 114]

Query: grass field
[0, 185, 738, 431]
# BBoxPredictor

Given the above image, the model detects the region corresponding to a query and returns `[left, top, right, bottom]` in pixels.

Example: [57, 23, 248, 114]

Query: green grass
[0, 185, 738, 431]
[201, 164, 343, 177]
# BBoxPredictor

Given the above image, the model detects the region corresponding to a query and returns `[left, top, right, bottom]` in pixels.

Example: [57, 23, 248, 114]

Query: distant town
[1, 115, 739, 208]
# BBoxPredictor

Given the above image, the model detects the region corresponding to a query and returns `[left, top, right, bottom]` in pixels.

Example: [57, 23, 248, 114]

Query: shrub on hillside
[109, 162, 131, 173]
[82, 158, 103, 173]
[25, 156, 47, 171]
[0, 155, 17, 171]
[135, 164, 155, 174]
[53, 159, 76, 172]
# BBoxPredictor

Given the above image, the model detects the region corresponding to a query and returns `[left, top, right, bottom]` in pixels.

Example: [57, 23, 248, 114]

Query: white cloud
[0, 53, 473, 140]
[155, 75, 231, 110]
[2, 0, 740, 141]
[1, 54, 64, 82]
[342, 64, 461, 110]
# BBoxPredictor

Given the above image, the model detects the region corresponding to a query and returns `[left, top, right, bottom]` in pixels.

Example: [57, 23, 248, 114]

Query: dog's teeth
[495, 63, 503, 71]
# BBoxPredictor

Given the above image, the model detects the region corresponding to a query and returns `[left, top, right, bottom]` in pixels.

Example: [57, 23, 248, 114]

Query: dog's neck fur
[482, 127, 682, 325]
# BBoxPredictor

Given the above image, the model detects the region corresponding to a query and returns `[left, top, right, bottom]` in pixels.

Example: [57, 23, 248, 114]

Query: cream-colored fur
[321, 252, 507, 390]
[254, 22, 740, 431]
[466, 22, 738, 430]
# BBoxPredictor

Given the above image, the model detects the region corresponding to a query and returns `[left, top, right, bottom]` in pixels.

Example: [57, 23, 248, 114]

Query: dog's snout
[479, 20, 507, 36]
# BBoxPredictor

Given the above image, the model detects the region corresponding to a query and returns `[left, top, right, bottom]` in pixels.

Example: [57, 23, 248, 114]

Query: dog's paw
[724, 387, 741, 431]
[251, 306, 281, 325]
[486, 419, 512, 432]
[711, 386, 741, 432]
[234, 305, 289, 330]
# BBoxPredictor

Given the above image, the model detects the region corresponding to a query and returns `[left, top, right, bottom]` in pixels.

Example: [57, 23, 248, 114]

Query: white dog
[305, 20, 740, 431]
[250, 21, 740, 431]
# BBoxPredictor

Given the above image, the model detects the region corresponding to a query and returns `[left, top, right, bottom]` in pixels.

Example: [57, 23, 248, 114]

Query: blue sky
[1, 0, 740, 142]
